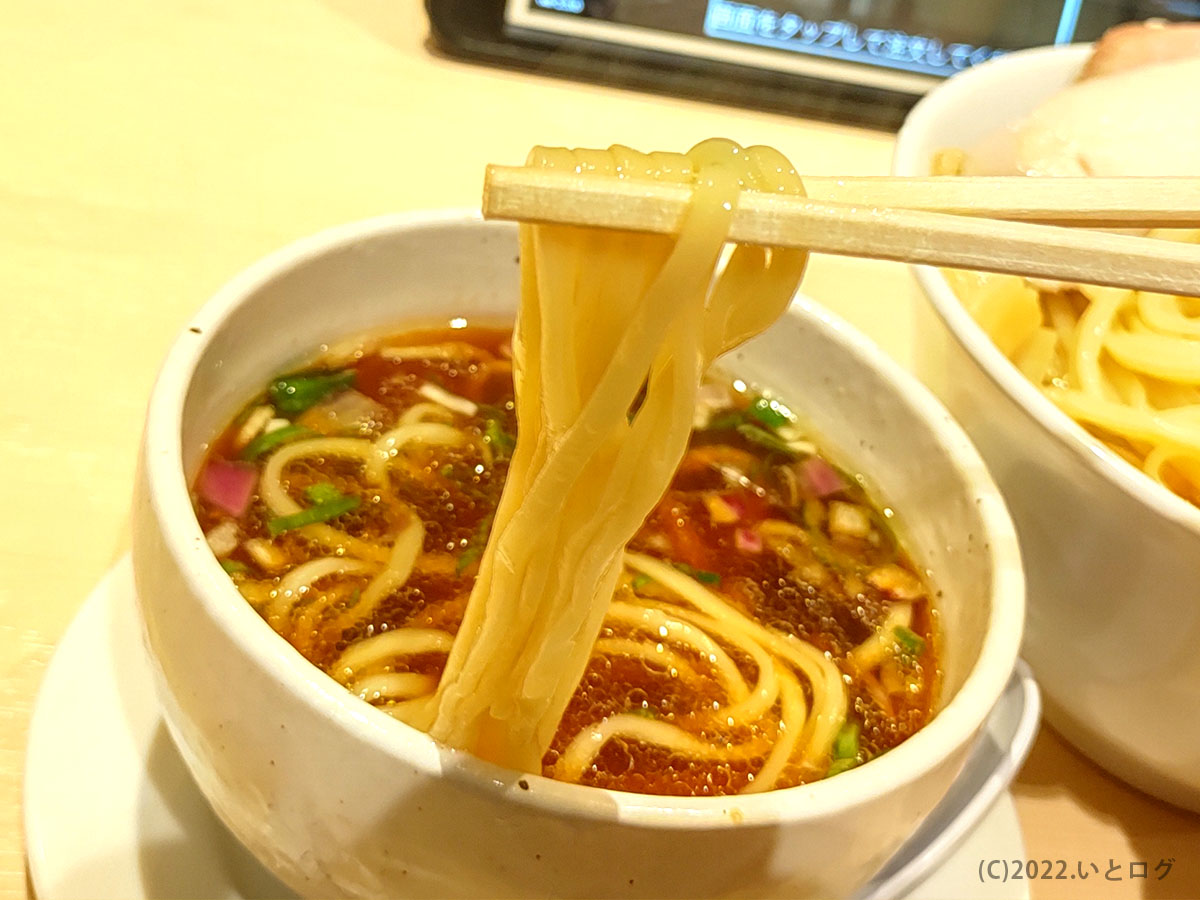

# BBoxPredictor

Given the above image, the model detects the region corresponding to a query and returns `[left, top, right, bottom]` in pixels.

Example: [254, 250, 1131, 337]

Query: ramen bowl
[131, 210, 1024, 897]
[894, 45, 1200, 811]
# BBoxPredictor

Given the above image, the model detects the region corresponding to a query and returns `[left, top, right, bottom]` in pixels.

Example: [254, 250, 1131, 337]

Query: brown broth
[194, 324, 940, 796]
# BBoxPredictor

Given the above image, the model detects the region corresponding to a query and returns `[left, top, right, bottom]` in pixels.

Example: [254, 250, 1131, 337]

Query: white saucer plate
[25, 558, 1036, 900]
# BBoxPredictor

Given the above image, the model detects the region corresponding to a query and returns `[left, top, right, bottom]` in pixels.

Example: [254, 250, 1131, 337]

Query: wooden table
[1, 2, 1196, 897]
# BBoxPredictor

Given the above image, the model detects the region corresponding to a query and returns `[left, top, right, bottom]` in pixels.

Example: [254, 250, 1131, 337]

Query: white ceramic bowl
[131, 211, 1024, 897]
[894, 45, 1200, 811]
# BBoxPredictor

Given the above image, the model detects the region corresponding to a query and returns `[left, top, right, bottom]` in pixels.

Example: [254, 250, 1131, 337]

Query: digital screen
[505, 0, 1199, 93]
[701, 1, 1009, 78]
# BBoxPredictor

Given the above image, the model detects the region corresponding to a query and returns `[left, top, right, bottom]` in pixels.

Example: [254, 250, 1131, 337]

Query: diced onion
[828, 501, 872, 539]
[244, 538, 289, 572]
[775, 425, 816, 455]
[734, 528, 762, 554]
[205, 520, 239, 557]
[867, 564, 926, 601]
[418, 382, 478, 417]
[233, 406, 275, 452]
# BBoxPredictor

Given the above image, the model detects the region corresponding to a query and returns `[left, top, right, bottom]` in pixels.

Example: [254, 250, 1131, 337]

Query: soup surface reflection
[193, 325, 940, 796]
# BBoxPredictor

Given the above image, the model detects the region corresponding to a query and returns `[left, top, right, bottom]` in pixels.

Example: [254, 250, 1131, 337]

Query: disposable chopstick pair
[482, 167, 1200, 297]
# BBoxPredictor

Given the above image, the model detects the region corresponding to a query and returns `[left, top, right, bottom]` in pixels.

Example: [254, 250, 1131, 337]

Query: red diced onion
[735, 527, 762, 554]
[199, 459, 257, 517]
[800, 456, 846, 498]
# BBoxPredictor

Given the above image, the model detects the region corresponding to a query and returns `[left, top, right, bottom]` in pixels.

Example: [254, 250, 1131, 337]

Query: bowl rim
[892, 42, 1200, 540]
[140, 208, 1025, 828]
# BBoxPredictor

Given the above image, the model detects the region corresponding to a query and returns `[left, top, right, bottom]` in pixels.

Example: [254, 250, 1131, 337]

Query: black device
[427, 0, 1198, 130]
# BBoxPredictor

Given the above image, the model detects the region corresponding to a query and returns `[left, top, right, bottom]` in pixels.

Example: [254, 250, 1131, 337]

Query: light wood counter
[1, 2, 1196, 897]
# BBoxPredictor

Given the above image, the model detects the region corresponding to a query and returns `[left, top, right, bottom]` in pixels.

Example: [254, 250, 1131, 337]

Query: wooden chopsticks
[782, 175, 1200, 228]
[482, 166, 1200, 297]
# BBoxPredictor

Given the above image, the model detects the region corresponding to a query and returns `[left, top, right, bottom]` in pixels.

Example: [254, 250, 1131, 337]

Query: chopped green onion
[267, 494, 360, 536]
[240, 423, 313, 460]
[483, 418, 516, 461]
[629, 706, 659, 719]
[748, 397, 790, 429]
[735, 423, 796, 457]
[304, 481, 345, 504]
[631, 573, 652, 590]
[268, 369, 356, 415]
[456, 546, 483, 574]
[833, 721, 860, 760]
[672, 561, 721, 584]
[456, 513, 495, 575]
[894, 625, 926, 656]
[219, 559, 248, 574]
[826, 757, 859, 778]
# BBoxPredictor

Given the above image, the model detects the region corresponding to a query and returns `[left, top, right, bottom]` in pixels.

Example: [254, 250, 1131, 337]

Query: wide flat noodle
[425, 141, 809, 770]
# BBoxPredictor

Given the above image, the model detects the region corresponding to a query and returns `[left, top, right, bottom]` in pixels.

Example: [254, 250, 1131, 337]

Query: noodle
[658, 607, 780, 725]
[551, 713, 773, 783]
[624, 551, 846, 767]
[270, 557, 377, 622]
[742, 666, 806, 793]
[935, 148, 1200, 502]
[331, 628, 456, 683]
[943, 230, 1200, 504]
[260, 437, 390, 562]
[591, 638, 699, 682]
[428, 141, 813, 771]
[351, 672, 440, 702]
[931, 130, 1200, 499]
[603, 602, 752, 704]
[365, 423, 467, 485]
[355, 518, 424, 622]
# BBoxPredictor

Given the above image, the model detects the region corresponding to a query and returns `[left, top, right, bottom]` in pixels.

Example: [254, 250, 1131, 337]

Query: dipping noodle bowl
[132, 142, 1023, 897]
[928, 24, 1200, 507]
[894, 36, 1200, 811]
